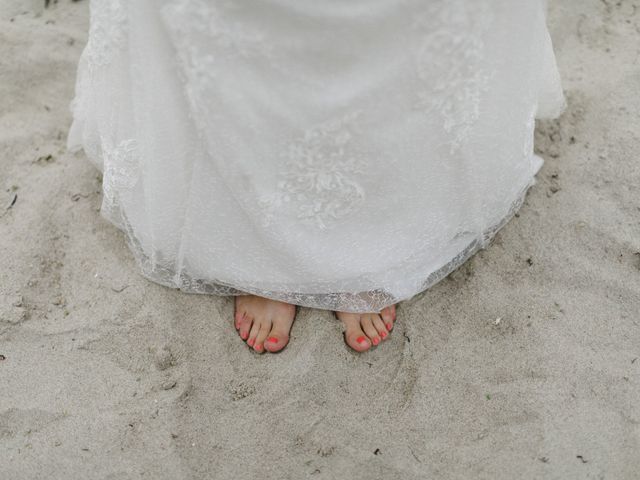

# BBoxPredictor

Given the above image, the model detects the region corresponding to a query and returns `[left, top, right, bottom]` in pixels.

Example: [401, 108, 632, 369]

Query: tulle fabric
[67, 0, 565, 313]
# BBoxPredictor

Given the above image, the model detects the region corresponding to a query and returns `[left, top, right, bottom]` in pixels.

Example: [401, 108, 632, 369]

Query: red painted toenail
[247, 338, 254, 346]
[386, 323, 393, 330]
[356, 336, 367, 344]
[380, 331, 387, 338]
[372, 337, 380, 345]
[241, 331, 248, 340]
[267, 337, 278, 343]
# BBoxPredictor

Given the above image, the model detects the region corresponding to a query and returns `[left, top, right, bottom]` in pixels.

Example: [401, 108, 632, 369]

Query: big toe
[263, 313, 295, 352]
[264, 331, 290, 352]
[342, 318, 371, 352]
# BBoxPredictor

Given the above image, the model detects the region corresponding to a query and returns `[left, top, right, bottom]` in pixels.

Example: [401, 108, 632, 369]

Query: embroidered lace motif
[161, 0, 274, 128]
[101, 139, 140, 228]
[412, 0, 493, 152]
[84, 0, 127, 71]
[258, 111, 366, 230]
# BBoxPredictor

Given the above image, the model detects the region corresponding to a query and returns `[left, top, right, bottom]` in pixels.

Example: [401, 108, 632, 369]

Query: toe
[238, 314, 253, 341]
[380, 305, 396, 331]
[340, 314, 372, 352]
[234, 297, 249, 328]
[361, 314, 381, 346]
[264, 309, 295, 353]
[253, 319, 272, 352]
[372, 314, 389, 340]
[247, 318, 262, 347]
[264, 327, 290, 352]
[234, 310, 243, 330]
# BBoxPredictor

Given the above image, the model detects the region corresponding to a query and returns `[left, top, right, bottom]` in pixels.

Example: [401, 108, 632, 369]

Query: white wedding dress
[68, 0, 565, 312]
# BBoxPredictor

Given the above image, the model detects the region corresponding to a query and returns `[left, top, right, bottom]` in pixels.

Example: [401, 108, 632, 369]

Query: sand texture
[1, 1, 639, 479]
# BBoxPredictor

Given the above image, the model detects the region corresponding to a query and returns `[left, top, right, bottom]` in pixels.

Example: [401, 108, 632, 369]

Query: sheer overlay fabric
[68, 0, 565, 312]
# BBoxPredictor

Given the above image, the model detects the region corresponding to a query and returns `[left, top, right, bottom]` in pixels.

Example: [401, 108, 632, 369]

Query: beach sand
[1, 1, 638, 478]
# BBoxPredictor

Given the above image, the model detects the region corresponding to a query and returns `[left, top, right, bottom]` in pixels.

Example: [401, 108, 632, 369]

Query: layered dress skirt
[68, 0, 566, 312]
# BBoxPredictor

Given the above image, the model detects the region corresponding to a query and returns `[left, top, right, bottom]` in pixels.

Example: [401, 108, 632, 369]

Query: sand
[1, 1, 639, 479]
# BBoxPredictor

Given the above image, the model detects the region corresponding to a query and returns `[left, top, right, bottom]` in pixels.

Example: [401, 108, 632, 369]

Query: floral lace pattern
[84, 0, 128, 71]
[412, 0, 493, 152]
[100, 139, 140, 227]
[258, 111, 366, 230]
[161, 0, 274, 128]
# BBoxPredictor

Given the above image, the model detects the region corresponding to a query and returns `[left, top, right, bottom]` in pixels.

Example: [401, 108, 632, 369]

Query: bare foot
[234, 295, 297, 353]
[335, 304, 397, 352]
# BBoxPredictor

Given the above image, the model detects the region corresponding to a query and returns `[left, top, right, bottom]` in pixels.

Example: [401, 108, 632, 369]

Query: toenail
[267, 337, 278, 343]
[241, 331, 248, 340]
[386, 322, 393, 330]
[255, 344, 263, 351]
[247, 338, 254, 346]
[372, 337, 380, 345]
[356, 336, 367, 344]
[380, 331, 387, 339]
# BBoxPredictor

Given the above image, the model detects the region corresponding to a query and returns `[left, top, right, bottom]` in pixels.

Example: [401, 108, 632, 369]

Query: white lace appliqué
[84, 0, 128, 71]
[101, 139, 140, 224]
[161, 0, 273, 127]
[412, 1, 493, 152]
[259, 111, 367, 231]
